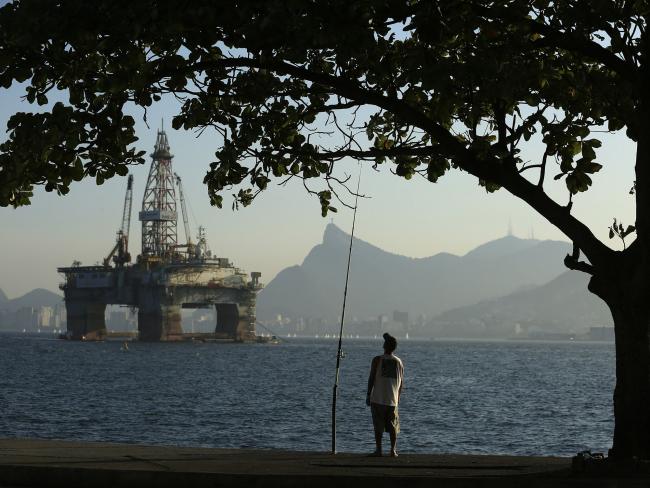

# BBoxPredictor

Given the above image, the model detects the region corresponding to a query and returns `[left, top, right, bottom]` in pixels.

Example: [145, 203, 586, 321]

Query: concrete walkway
[0, 438, 638, 487]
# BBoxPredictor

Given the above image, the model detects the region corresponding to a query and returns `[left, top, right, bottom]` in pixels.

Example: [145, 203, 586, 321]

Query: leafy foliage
[609, 218, 636, 249]
[0, 0, 644, 262]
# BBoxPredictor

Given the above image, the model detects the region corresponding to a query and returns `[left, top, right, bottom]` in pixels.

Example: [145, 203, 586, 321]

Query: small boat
[255, 335, 281, 344]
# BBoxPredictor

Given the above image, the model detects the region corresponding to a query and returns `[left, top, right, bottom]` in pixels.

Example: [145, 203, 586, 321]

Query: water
[0, 333, 614, 456]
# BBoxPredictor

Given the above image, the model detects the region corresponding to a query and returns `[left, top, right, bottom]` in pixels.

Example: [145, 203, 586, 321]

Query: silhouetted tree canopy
[2, 1, 641, 264]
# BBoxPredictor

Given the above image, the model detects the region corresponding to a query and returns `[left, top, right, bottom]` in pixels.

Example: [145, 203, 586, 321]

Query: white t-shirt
[369, 353, 404, 407]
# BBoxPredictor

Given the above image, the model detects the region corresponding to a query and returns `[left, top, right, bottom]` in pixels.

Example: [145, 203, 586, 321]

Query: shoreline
[0, 438, 639, 488]
[0, 329, 616, 343]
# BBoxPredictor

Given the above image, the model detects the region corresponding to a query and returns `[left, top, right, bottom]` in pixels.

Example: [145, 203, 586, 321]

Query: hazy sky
[0, 78, 637, 298]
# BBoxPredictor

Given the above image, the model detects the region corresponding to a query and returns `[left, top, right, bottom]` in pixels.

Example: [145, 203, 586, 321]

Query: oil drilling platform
[58, 129, 262, 342]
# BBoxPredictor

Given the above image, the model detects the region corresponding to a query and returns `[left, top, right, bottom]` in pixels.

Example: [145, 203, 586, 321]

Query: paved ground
[0, 438, 642, 487]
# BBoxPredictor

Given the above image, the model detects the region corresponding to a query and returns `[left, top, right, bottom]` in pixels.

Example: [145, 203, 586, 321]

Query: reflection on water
[0, 333, 614, 455]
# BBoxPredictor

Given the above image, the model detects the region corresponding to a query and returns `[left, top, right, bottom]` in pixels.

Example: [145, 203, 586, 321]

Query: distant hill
[0, 288, 63, 312]
[0, 288, 7, 304]
[257, 224, 572, 323]
[463, 235, 543, 260]
[429, 271, 612, 338]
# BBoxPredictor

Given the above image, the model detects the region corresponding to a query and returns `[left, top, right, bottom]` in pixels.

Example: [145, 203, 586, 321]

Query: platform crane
[174, 173, 194, 256]
[104, 175, 134, 267]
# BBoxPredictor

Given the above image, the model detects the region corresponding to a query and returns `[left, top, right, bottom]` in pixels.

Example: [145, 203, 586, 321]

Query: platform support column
[215, 292, 256, 341]
[65, 301, 107, 340]
[138, 303, 182, 341]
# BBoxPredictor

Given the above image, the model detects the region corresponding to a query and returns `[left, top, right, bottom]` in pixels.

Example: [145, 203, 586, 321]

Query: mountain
[463, 235, 543, 260]
[0, 288, 7, 304]
[257, 224, 572, 323]
[429, 271, 612, 338]
[1, 288, 63, 312]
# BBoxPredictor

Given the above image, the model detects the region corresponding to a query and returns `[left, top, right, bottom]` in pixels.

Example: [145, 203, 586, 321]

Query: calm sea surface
[0, 333, 614, 456]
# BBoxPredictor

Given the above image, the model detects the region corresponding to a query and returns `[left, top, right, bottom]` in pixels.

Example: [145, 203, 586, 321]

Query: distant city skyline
[0, 83, 637, 298]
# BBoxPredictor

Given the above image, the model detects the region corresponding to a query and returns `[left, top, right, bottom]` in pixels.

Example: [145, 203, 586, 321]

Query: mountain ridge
[430, 270, 612, 338]
[0, 288, 63, 312]
[257, 224, 572, 323]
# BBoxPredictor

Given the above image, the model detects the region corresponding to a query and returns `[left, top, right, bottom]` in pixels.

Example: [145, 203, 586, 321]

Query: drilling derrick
[139, 129, 177, 259]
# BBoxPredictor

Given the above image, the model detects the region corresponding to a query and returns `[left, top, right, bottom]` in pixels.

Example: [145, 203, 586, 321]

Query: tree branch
[263, 145, 438, 161]
[538, 150, 548, 188]
[528, 24, 637, 82]
[500, 167, 611, 268]
[474, 6, 640, 83]
[563, 243, 595, 275]
[197, 56, 615, 268]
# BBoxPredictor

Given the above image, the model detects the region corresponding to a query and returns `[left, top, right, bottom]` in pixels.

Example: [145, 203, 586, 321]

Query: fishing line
[331, 164, 362, 455]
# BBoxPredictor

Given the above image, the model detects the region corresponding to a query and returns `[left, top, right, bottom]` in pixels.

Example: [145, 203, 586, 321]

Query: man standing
[366, 332, 404, 457]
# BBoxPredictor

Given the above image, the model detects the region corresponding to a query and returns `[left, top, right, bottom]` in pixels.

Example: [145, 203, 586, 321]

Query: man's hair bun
[383, 332, 397, 351]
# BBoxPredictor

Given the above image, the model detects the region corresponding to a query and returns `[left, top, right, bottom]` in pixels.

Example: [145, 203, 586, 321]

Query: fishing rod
[331, 165, 362, 455]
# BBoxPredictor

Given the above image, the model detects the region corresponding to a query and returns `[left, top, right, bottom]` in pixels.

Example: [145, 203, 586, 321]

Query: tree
[0, 0, 648, 458]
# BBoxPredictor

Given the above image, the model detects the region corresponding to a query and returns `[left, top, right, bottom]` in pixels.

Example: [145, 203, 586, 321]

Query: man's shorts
[371, 402, 400, 434]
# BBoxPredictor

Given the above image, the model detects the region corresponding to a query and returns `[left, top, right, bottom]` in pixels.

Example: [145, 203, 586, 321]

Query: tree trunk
[590, 272, 650, 459]
[597, 83, 650, 459]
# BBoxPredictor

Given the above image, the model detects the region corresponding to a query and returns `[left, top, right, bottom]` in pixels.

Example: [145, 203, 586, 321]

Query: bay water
[0, 333, 614, 456]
